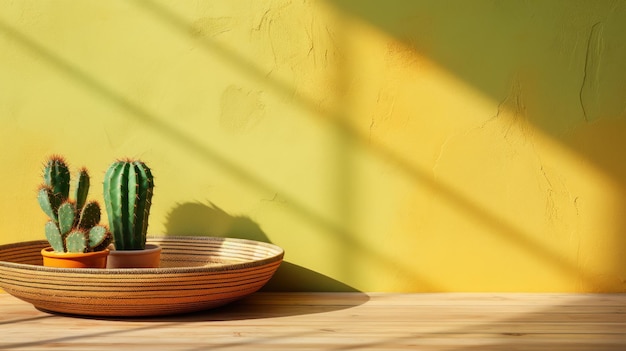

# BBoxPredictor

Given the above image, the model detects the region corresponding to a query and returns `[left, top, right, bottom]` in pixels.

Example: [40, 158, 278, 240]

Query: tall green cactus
[103, 159, 154, 250]
[37, 156, 112, 253]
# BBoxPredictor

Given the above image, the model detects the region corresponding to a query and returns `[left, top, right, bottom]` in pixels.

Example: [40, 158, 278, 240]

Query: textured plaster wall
[1, 0, 626, 292]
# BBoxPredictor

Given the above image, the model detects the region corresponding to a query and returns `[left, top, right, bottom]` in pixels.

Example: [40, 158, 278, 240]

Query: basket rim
[0, 235, 284, 275]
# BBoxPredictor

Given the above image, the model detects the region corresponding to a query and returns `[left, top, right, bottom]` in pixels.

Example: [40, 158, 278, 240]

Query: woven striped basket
[0, 236, 283, 317]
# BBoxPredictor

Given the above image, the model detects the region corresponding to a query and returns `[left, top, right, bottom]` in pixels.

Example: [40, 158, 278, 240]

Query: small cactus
[37, 156, 112, 253]
[103, 159, 154, 250]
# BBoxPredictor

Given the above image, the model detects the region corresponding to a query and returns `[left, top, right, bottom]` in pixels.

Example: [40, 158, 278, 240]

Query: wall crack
[579, 21, 603, 123]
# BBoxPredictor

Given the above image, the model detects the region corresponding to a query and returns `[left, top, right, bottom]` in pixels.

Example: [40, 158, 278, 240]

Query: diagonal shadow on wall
[326, 0, 626, 287]
[128, 0, 623, 290]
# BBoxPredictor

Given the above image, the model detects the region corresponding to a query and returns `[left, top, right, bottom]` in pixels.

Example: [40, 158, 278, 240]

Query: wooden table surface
[1, 292, 625, 350]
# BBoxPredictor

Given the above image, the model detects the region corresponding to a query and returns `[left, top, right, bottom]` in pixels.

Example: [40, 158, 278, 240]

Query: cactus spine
[103, 159, 154, 250]
[37, 156, 112, 253]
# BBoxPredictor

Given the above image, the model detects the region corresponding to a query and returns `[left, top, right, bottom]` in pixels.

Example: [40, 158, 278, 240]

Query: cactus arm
[88, 225, 111, 251]
[43, 156, 70, 201]
[37, 186, 60, 222]
[74, 168, 90, 214]
[65, 230, 87, 253]
[57, 201, 76, 235]
[45, 221, 64, 252]
[78, 201, 101, 230]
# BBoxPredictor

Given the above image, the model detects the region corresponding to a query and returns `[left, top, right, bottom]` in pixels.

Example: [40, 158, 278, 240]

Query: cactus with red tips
[37, 156, 112, 253]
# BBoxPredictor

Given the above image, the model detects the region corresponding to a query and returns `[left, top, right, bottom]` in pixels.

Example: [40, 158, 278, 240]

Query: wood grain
[1, 292, 624, 350]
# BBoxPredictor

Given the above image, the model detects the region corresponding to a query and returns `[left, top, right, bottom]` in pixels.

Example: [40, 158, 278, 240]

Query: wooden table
[1, 292, 625, 350]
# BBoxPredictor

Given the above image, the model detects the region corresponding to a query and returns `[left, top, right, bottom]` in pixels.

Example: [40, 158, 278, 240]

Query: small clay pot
[41, 247, 109, 268]
[106, 244, 161, 269]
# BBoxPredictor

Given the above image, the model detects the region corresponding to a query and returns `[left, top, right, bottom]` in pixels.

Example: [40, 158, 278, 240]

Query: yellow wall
[1, 0, 626, 292]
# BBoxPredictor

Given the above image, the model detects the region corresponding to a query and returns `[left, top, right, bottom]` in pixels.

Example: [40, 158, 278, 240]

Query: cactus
[37, 156, 112, 253]
[103, 159, 154, 250]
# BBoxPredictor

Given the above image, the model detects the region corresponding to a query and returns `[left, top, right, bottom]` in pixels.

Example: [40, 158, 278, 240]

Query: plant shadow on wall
[164, 202, 361, 292]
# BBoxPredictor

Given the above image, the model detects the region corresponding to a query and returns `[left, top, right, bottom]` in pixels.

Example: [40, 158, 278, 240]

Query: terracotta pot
[106, 244, 162, 268]
[41, 247, 109, 268]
